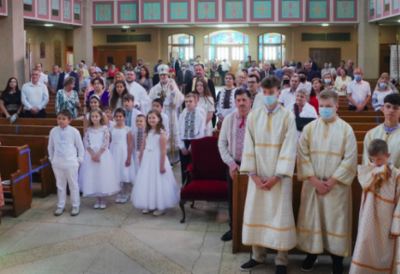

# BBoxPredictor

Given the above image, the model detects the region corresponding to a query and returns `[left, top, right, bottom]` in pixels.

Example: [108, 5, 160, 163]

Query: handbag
[294, 104, 316, 131]
[215, 72, 219, 77]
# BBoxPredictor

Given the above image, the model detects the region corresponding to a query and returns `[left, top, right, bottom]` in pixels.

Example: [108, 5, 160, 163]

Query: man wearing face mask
[278, 75, 300, 107]
[297, 71, 312, 93]
[239, 75, 297, 274]
[134, 59, 143, 78]
[296, 90, 357, 274]
[218, 88, 252, 242]
[328, 63, 336, 78]
[188, 59, 195, 74]
[177, 63, 193, 87]
[346, 68, 371, 112]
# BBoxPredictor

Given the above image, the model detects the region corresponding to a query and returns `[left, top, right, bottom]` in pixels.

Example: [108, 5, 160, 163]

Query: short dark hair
[247, 55, 251, 58]
[91, 77, 104, 86]
[298, 70, 307, 77]
[251, 60, 256, 63]
[248, 74, 260, 83]
[114, 108, 126, 117]
[368, 139, 388, 156]
[384, 93, 400, 106]
[194, 63, 204, 69]
[137, 114, 146, 120]
[58, 109, 72, 119]
[234, 88, 251, 99]
[152, 98, 164, 107]
[123, 93, 135, 102]
[260, 75, 281, 90]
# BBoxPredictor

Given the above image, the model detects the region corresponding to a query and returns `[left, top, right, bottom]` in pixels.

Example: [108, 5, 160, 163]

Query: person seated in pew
[374, 72, 398, 94]
[218, 88, 252, 242]
[350, 139, 400, 274]
[21, 68, 49, 118]
[296, 90, 358, 274]
[48, 109, 84, 217]
[346, 68, 371, 113]
[363, 94, 400, 168]
[371, 77, 394, 111]
[286, 89, 318, 140]
[239, 75, 297, 274]
[0, 77, 23, 122]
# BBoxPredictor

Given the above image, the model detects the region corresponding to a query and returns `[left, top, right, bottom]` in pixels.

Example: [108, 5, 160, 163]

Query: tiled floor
[0, 164, 351, 274]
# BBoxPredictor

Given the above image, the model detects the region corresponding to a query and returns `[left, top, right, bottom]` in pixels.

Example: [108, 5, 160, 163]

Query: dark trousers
[348, 105, 368, 111]
[305, 253, 344, 265]
[179, 140, 192, 185]
[226, 161, 241, 230]
[24, 109, 46, 118]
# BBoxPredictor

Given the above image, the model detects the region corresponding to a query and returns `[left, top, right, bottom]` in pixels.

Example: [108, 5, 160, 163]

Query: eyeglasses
[247, 81, 257, 84]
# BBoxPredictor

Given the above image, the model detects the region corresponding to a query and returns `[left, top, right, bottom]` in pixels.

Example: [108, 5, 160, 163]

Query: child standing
[103, 106, 115, 128]
[131, 110, 180, 216]
[152, 98, 170, 140]
[132, 114, 146, 171]
[123, 94, 142, 132]
[350, 139, 400, 274]
[48, 109, 84, 216]
[83, 94, 109, 132]
[109, 80, 129, 112]
[179, 93, 206, 185]
[110, 108, 135, 203]
[79, 108, 120, 209]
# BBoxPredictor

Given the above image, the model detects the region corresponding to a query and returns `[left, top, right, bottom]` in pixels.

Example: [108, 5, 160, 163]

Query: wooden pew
[337, 111, 383, 117]
[232, 172, 363, 254]
[0, 145, 32, 217]
[0, 118, 83, 127]
[0, 125, 84, 137]
[340, 116, 389, 124]
[350, 123, 380, 131]
[0, 134, 56, 197]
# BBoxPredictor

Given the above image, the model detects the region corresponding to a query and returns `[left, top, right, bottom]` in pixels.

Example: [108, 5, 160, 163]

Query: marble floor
[0, 164, 351, 274]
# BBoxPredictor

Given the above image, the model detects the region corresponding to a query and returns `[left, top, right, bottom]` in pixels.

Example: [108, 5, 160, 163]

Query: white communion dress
[131, 130, 180, 210]
[79, 126, 120, 197]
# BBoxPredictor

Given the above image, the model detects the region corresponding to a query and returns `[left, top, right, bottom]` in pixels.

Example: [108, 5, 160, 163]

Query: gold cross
[97, 5, 110, 20]
[311, 3, 324, 17]
[122, 6, 134, 19]
[173, 4, 185, 17]
[256, 3, 269, 16]
[157, 89, 167, 101]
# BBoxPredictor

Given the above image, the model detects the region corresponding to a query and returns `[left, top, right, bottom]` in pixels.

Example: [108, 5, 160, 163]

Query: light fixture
[216, 24, 230, 28]
[398, 20, 400, 23]
[122, 25, 130, 29]
[322, 23, 329, 27]
[44, 24, 53, 27]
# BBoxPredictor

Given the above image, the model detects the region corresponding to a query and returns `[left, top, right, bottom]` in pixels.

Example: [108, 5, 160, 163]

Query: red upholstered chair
[179, 136, 228, 223]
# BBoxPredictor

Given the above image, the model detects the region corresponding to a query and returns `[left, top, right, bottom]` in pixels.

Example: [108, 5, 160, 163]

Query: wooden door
[97, 46, 137, 71]
[379, 43, 390, 75]
[309, 48, 341, 70]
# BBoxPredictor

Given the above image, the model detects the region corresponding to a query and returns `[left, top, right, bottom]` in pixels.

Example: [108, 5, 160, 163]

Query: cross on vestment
[173, 4, 185, 17]
[256, 3, 269, 16]
[122, 6, 135, 19]
[311, 3, 324, 17]
[157, 85, 168, 101]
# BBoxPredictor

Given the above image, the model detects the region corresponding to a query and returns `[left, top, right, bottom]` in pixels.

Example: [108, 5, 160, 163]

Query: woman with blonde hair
[107, 72, 125, 93]
[235, 70, 248, 89]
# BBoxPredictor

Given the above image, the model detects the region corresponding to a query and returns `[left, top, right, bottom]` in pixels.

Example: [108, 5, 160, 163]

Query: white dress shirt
[278, 88, 297, 107]
[298, 81, 312, 93]
[221, 61, 231, 72]
[21, 82, 49, 110]
[346, 80, 371, 106]
[48, 126, 84, 169]
[38, 72, 48, 85]
[248, 67, 261, 75]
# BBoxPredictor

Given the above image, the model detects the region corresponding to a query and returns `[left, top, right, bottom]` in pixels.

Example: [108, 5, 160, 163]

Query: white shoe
[71, 207, 80, 216]
[54, 207, 64, 216]
[94, 198, 101, 209]
[120, 195, 129, 204]
[115, 193, 122, 203]
[100, 198, 107, 209]
[153, 210, 165, 216]
[142, 209, 150, 214]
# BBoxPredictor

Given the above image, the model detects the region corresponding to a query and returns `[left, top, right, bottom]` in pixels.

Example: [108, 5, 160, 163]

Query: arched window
[168, 33, 194, 63]
[204, 30, 249, 72]
[258, 33, 286, 67]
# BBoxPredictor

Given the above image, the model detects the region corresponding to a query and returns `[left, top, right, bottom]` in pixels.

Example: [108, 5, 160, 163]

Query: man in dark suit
[184, 63, 217, 126]
[57, 62, 80, 91]
[308, 56, 318, 71]
[259, 62, 275, 80]
[177, 64, 193, 87]
[171, 57, 181, 76]
[304, 62, 319, 82]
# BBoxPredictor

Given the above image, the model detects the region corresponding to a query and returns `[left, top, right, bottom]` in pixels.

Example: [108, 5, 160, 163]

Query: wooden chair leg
[179, 201, 186, 223]
[190, 201, 195, 208]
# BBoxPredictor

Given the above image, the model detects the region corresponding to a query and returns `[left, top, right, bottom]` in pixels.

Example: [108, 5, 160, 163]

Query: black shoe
[331, 257, 344, 274]
[239, 259, 265, 271]
[221, 230, 232, 241]
[275, 265, 287, 274]
[301, 254, 318, 271]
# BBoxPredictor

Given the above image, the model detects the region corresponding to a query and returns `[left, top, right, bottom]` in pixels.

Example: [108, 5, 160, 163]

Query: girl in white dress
[131, 110, 180, 216]
[79, 108, 120, 209]
[110, 108, 135, 204]
[194, 78, 215, 136]
[83, 94, 109, 132]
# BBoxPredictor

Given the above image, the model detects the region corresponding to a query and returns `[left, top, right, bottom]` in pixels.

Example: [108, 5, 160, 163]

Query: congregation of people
[2, 54, 400, 274]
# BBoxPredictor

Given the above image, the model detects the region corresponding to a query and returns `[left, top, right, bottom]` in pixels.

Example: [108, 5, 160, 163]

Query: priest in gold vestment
[296, 90, 357, 274]
[362, 94, 400, 169]
[240, 76, 297, 274]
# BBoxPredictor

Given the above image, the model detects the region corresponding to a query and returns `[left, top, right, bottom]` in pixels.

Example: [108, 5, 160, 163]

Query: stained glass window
[208, 30, 248, 45]
[258, 33, 286, 67]
[168, 33, 195, 62]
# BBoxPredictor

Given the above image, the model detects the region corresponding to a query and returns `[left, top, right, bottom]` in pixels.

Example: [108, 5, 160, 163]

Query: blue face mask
[328, 63, 332, 67]
[319, 107, 335, 120]
[354, 75, 362, 81]
[172, 59, 175, 62]
[379, 83, 387, 89]
[324, 79, 331, 84]
[190, 62, 194, 65]
[263, 95, 277, 106]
